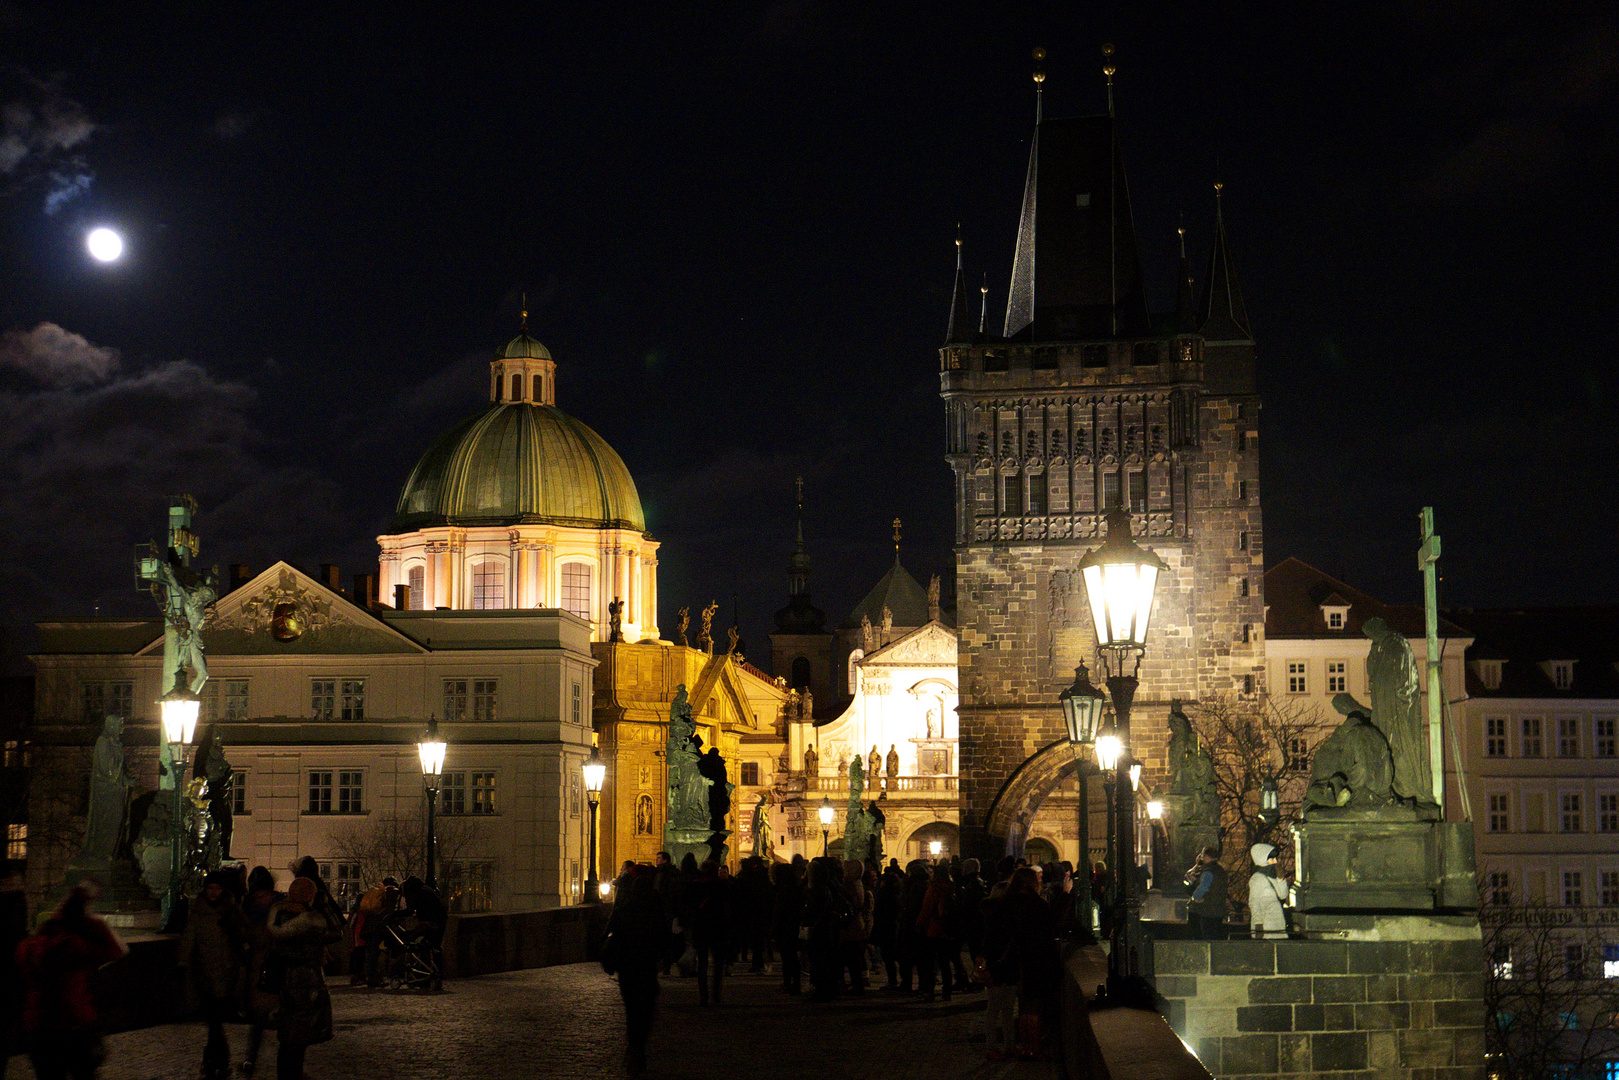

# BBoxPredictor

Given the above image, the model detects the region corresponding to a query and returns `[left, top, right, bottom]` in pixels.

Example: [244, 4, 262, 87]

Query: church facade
[940, 104, 1267, 857]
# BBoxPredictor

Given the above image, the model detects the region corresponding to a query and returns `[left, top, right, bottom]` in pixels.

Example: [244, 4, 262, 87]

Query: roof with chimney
[1263, 557, 1467, 641]
[1447, 607, 1619, 699]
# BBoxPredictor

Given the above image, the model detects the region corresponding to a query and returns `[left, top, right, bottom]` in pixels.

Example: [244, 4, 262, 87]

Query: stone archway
[983, 738, 1087, 856]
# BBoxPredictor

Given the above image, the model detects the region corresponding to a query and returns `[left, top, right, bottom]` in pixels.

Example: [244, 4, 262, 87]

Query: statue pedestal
[1291, 810, 1478, 919]
[58, 856, 158, 920]
[663, 826, 730, 868]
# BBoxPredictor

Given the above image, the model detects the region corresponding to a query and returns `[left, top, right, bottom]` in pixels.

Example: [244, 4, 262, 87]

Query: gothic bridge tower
[941, 65, 1266, 859]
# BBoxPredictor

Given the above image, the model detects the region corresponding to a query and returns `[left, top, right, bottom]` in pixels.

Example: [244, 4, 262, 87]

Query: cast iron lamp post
[818, 797, 834, 856]
[417, 717, 446, 891]
[582, 748, 605, 903]
[159, 669, 200, 931]
[1079, 505, 1166, 993]
[1060, 663, 1107, 926]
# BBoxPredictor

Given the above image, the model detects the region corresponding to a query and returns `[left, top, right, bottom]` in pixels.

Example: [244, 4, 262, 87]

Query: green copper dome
[393, 403, 645, 532]
[503, 332, 552, 360]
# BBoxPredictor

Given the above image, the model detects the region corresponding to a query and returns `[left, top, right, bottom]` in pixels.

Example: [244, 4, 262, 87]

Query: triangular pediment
[185, 563, 425, 656]
[863, 621, 958, 667]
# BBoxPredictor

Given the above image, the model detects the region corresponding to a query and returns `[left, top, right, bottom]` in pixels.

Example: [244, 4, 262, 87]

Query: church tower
[941, 57, 1266, 857]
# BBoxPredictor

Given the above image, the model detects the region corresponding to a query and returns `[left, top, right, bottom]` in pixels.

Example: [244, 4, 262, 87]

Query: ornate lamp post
[1060, 663, 1106, 921]
[1079, 505, 1166, 991]
[582, 748, 606, 903]
[159, 669, 200, 930]
[818, 797, 834, 856]
[417, 717, 446, 891]
[1146, 799, 1166, 888]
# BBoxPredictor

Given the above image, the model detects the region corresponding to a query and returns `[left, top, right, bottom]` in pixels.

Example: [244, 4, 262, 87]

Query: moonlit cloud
[0, 73, 99, 212]
[0, 322, 121, 386]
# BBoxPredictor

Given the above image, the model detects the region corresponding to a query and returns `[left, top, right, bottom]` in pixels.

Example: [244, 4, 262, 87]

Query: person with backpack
[916, 863, 958, 1002]
[354, 876, 398, 987]
[1185, 846, 1228, 940]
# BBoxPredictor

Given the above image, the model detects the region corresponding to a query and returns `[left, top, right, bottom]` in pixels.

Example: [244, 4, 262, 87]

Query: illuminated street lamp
[1094, 730, 1123, 773]
[1059, 663, 1107, 746]
[818, 797, 834, 856]
[1128, 760, 1143, 793]
[417, 716, 447, 891]
[159, 669, 200, 931]
[582, 748, 606, 903]
[1146, 800, 1164, 822]
[1079, 505, 1165, 994]
[1259, 775, 1281, 834]
[929, 839, 943, 859]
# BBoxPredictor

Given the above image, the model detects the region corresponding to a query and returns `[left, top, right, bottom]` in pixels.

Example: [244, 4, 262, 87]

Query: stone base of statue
[57, 855, 160, 928]
[663, 826, 717, 869]
[1163, 811, 1219, 896]
[1291, 808, 1478, 918]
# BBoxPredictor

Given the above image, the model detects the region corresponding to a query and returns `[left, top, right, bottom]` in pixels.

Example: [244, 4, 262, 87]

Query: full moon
[86, 227, 124, 262]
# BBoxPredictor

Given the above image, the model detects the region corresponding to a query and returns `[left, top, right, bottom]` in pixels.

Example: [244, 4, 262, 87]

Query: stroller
[379, 910, 443, 991]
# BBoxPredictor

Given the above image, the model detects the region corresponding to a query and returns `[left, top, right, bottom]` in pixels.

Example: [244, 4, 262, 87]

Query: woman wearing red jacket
[14, 885, 127, 1080]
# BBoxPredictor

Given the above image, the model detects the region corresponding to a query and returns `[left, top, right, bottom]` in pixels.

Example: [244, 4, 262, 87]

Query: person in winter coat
[239, 867, 282, 1078]
[839, 860, 872, 993]
[769, 862, 804, 995]
[799, 858, 844, 1002]
[354, 876, 399, 987]
[916, 863, 958, 1002]
[1005, 867, 1061, 1060]
[686, 860, 732, 1005]
[14, 886, 126, 1080]
[268, 877, 342, 1080]
[1185, 846, 1228, 940]
[871, 865, 903, 989]
[1248, 843, 1290, 938]
[179, 870, 249, 1080]
[978, 872, 1019, 1060]
[896, 860, 930, 993]
[602, 866, 667, 1076]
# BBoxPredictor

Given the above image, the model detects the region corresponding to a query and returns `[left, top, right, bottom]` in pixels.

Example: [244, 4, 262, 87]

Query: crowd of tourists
[8, 858, 446, 1080]
[604, 851, 1095, 1074]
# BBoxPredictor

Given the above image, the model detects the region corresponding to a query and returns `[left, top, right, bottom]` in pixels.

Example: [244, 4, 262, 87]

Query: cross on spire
[892, 517, 903, 561]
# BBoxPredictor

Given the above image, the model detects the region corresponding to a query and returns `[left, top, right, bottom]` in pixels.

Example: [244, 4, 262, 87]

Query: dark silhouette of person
[698, 748, 730, 832]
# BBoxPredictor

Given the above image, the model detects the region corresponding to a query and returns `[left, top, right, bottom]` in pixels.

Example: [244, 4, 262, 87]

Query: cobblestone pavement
[5, 967, 1055, 1080]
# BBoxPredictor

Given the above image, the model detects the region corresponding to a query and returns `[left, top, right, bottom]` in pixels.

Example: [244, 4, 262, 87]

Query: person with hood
[916, 863, 959, 1002]
[14, 885, 126, 1080]
[179, 869, 249, 1080]
[870, 864, 903, 989]
[268, 876, 341, 1080]
[355, 876, 399, 987]
[239, 867, 282, 1078]
[1248, 843, 1290, 939]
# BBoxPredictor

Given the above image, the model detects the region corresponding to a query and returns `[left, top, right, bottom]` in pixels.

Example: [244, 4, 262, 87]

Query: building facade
[941, 106, 1265, 857]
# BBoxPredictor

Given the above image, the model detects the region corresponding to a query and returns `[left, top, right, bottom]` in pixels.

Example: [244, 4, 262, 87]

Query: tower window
[1027, 476, 1046, 516]
[560, 562, 593, 621]
[472, 561, 505, 610]
[791, 656, 811, 691]
[1128, 470, 1146, 512]
[1102, 471, 1120, 510]
[533, 373, 544, 401]
[511, 373, 522, 401]
[408, 565, 425, 609]
[1239, 531, 1248, 551]
[1003, 475, 1022, 517]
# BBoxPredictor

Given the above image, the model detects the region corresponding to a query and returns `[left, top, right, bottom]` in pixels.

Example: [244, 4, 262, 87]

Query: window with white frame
[318, 861, 363, 901]
[311, 680, 336, 721]
[571, 681, 582, 725]
[1598, 718, 1617, 758]
[1559, 717, 1581, 758]
[560, 562, 592, 621]
[83, 681, 133, 722]
[440, 771, 466, 815]
[1476, 660, 1502, 690]
[1287, 661, 1307, 695]
[1492, 943, 1513, 980]
[473, 680, 496, 721]
[1604, 872, 1619, 908]
[1552, 661, 1574, 690]
[307, 771, 333, 813]
[1488, 794, 1510, 833]
[1603, 794, 1619, 833]
[1567, 942, 1586, 978]
[472, 772, 495, 814]
[471, 560, 505, 610]
[444, 679, 497, 722]
[1522, 717, 1544, 758]
[231, 770, 248, 815]
[1487, 870, 1511, 906]
[6, 822, 25, 860]
[1326, 610, 1344, 630]
[1485, 717, 1508, 758]
[340, 679, 365, 722]
[1326, 661, 1347, 694]
[1564, 793, 1584, 833]
[204, 679, 249, 722]
[1287, 738, 1310, 772]
[1604, 944, 1619, 978]
[337, 770, 363, 814]
[1566, 871, 1585, 907]
[407, 565, 425, 609]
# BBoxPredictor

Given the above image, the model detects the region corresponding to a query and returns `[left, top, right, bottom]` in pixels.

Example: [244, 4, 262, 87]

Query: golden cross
[892, 517, 902, 553]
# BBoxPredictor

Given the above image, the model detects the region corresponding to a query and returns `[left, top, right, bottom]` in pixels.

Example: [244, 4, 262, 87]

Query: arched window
[847, 649, 864, 694]
[532, 373, 544, 401]
[471, 561, 505, 609]
[560, 562, 592, 621]
[790, 656, 811, 691]
[510, 373, 523, 401]
[407, 565, 425, 610]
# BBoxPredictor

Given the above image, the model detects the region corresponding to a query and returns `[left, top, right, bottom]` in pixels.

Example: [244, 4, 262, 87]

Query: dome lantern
[490, 306, 557, 405]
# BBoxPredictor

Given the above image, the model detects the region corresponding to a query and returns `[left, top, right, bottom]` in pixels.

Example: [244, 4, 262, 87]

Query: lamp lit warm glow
[582, 748, 606, 797]
[1078, 507, 1168, 651]
[929, 839, 943, 857]
[417, 717, 447, 781]
[1129, 760, 1143, 792]
[818, 797, 834, 828]
[1146, 800, 1164, 821]
[159, 671, 199, 746]
[599, 881, 613, 899]
[1094, 732, 1123, 773]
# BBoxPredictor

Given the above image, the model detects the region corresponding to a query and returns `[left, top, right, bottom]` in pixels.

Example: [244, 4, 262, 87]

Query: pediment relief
[863, 623, 958, 667]
[204, 565, 419, 655]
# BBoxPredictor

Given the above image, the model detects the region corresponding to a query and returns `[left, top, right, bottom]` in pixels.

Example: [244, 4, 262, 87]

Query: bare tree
[1481, 896, 1619, 1079]
[1186, 693, 1331, 917]
[328, 809, 482, 888]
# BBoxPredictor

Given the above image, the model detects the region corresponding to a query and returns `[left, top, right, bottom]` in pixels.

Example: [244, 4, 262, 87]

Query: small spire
[1175, 217, 1195, 332]
[979, 273, 988, 334]
[1200, 180, 1252, 340]
[1102, 42, 1116, 118]
[1032, 47, 1046, 124]
[892, 517, 903, 563]
[520, 291, 528, 333]
[945, 225, 973, 344]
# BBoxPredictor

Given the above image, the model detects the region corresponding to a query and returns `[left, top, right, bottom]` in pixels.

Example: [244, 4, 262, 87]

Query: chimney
[353, 573, 378, 608]
[229, 564, 252, 592]
[394, 584, 411, 611]
[321, 563, 343, 594]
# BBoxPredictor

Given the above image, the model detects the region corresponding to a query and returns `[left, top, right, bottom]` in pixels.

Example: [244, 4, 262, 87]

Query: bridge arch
[983, 738, 1089, 857]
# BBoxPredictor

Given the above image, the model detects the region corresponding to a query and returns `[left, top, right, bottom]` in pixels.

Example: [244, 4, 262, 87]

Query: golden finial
[1033, 45, 1046, 86]
[795, 475, 804, 510]
[520, 291, 528, 333]
[1177, 219, 1186, 258]
[892, 517, 903, 555]
[1102, 42, 1116, 78]
[1214, 180, 1224, 196]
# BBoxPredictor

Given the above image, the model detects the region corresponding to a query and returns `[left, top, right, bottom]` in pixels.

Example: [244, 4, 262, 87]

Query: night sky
[2, 4, 1615, 675]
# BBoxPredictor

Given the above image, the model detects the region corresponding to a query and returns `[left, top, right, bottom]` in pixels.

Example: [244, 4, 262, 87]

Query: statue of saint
[1166, 701, 1218, 826]
[607, 596, 624, 642]
[1304, 694, 1396, 814]
[150, 549, 216, 694]
[886, 744, 900, 780]
[698, 747, 732, 833]
[843, 755, 869, 861]
[675, 607, 689, 647]
[751, 792, 772, 858]
[925, 705, 941, 739]
[78, 715, 131, 865]
[1364, 617, 1433, 806]
[927, 575, 941, 622]
[665, 686, 711, 830]
[861, 614, 875, 653]
[696, 601, 718, 652]
[635, 793, 655, 835]
[194, 731, 234, 860]
[868, 746, 882, 788]
[881, 605, 893, 644]
[803, 744, 818, 777]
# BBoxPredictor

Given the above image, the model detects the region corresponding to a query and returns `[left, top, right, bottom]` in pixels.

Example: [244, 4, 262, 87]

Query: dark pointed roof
[844, 558, 929, 630]
[775, 496, 827, 635]
[1199, 189, 1252, 341]
[1264, 558, 1466, 640]
[946, 233, 973, 344]
[1004, 114, 1149, 341]
[1175, 227, 1196, 332]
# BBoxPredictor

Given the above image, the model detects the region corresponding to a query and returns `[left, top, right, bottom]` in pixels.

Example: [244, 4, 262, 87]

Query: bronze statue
[607, 596, 624, 642]
[1166, 701, 1219, 826]
[1303, 694, 1396, 814]
[1364, 617, 1433, 806]
[675, 606, 690, 647]
[696, 601, 717, 652]
[78, 715, 132, 865]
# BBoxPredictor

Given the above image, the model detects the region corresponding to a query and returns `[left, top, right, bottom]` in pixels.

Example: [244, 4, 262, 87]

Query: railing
[803, 774, 959, 793]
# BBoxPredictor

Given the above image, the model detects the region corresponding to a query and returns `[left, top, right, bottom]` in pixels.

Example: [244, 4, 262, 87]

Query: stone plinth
[1291, 814, 1478, 916]
[1151, 925, 1486, 1079]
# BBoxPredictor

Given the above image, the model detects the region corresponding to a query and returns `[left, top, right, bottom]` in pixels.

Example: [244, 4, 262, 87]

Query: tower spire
[945, 225, 973, 344]
[774, 476, 826, 633]
[979, 273, 988, 334]
[1004, 49, 1046, 337]
[1176, 218, 1196, 331]
[1200, 180, 1252, 340]
[892, 517, 903, 565]
[1104, 43, 1118, 335]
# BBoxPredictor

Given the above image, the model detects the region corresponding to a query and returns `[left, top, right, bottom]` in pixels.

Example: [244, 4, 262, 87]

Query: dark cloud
[0, 71, 97, 212]
[0, 321, 119, 385]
